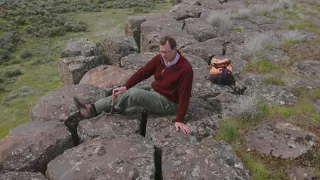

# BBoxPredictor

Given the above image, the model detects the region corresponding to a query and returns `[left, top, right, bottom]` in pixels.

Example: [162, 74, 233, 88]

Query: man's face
[159, 41, 176, 62]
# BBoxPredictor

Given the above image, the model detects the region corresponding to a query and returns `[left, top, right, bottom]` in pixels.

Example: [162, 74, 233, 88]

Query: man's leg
[94, 87, 178, 114]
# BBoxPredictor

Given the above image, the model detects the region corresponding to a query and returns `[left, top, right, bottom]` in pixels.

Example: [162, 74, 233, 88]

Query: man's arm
[175, 68, 193, 134]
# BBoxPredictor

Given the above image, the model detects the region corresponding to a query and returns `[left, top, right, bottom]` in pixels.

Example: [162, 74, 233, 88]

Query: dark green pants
[94, 87, 178, 114]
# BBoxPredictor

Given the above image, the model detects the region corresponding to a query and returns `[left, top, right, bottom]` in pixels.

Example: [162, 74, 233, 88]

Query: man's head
[159, 35, 177, 62]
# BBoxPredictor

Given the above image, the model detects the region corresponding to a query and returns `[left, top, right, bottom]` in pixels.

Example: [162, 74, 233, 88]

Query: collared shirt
[164, 52, 180, 67]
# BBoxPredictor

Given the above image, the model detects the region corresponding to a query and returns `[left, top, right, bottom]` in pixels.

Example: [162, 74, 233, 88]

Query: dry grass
[206, 11, 231, 37]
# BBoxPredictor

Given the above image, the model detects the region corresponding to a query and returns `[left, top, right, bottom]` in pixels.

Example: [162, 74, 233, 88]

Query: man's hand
[175, 122, 191, 134]
[113, 86, 127, 96]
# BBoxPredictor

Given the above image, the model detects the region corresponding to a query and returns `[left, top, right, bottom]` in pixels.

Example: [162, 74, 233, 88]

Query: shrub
[240, 32, 277, 60]
[4, 69, 23, 77]
[0, 50, 11, 64]
[206, 11, 231, 36]
[20, 49, 33, 59]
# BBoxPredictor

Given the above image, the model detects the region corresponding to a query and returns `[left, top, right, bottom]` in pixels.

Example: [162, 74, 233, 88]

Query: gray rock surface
[120, 52, 156, 70]
[139, 13, 197, 53]
[77, 114, 140, 143]
[286, 167, 317, 180]
[61, 38, 100, 58]
[125, 16, 147, 51]
[46, 136, 155, 180]
[99, 35, 138, 66]
[184, 18, 217, 42]
[161, 138, 251, 180]
[0, 121, 72, 172]
[169, 4, 209, 20]
[243, 74, 297, 105]
[79, 65, 134, 90]
[294, 60, 320, 77]
[30, 84, 106, 122]
[246, 122, 318, 159]
[59, 55, 103, 85]
[0, 171, 48, 180]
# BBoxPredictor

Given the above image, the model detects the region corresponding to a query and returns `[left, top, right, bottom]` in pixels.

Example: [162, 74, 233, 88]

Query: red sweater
[123, 51, 193, 123]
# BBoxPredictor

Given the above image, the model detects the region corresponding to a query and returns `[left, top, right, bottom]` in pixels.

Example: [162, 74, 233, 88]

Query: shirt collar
[164, 52, 180, 67]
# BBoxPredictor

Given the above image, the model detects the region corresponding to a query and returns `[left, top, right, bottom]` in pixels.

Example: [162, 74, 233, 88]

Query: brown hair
[160, 35, 177, 49]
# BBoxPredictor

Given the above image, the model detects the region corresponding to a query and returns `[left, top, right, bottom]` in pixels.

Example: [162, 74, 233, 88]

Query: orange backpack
[210, 58, 232, 75]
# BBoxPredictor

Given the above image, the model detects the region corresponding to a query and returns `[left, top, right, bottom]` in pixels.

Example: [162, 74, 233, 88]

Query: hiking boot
[73, 97, 97, 118]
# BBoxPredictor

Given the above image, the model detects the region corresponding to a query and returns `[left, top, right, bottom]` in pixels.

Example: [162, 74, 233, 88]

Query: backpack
[207, 58, 235, 85]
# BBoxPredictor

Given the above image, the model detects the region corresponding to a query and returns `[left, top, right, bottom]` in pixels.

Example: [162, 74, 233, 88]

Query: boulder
[294, 60, 320, 77]
[139, 13, 197, 53]
[169, 4, 209, 20]
[79, 65, 134, 90]
[99, 35, 138, 66]
[61, 38, 100, 58]
[120, 52, 157, 70]
[77, 114, 140, 143]
[183, 18, 217, 42]
[315, 100, 320, 115]
[160, 138, 251, 180]
[59, 55, 103, 85]
[0, 121, 72, 172]
[147, 97, 220, 145]
[183, 53, 208, 69]
[146, 118, 250, 180]
[30, 84, 107, 122]
[46, 136, 155, 180]
[246, 122, 318, 159]
[0, 172, 48, 180]
[125, 16, 147, 51]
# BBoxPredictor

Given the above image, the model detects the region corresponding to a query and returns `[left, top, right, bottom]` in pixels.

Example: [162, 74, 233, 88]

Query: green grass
[229, 26, 244, 31]
[219, 118, 239, 143]
[0, 1, 172, 138]
[240, 152, 268, 180]
[263, 76, 285, 85]
[245, 58, 280, 74]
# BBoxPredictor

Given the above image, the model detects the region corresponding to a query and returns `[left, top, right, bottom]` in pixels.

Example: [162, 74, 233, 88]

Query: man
[74, 35, 193, 134]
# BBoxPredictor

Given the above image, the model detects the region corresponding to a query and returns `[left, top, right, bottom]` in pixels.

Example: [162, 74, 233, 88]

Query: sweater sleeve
[123, 55, 158, 89]
[175, 68, 193, 123]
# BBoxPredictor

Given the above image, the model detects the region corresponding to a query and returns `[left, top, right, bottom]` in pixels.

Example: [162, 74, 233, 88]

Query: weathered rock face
[243, 74, 297, 105]
[77, 114, 140, 143]
[125, 16, 147, 51]
[207, 93, 259, 118]
[0, 121, 72, 172]
[146, 97, 220, 145]
[139, 13, 197, 53]
[99, 35, 138, 66]
[46, 136, 155, 180]
[146, 117, 250, 180]
[286, 167, 316, 180]
[169, 4, 209, 20]
[246, 122, 318, 159]
[59, 56, 103, 85]
[120, 52, 156, 70]
[184, 18, 217, 42]
[30, 84, 107, 122]
[183, 53, 207, 69]
[61, 38, 100, 58]
[79, 65, 134, 90]
[161, 138, 250, 180]
[285, 77, 320, 89]
[0, 171, 48, 180]
[294, 60, 320, 77]
[180, 38, 225, 62]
